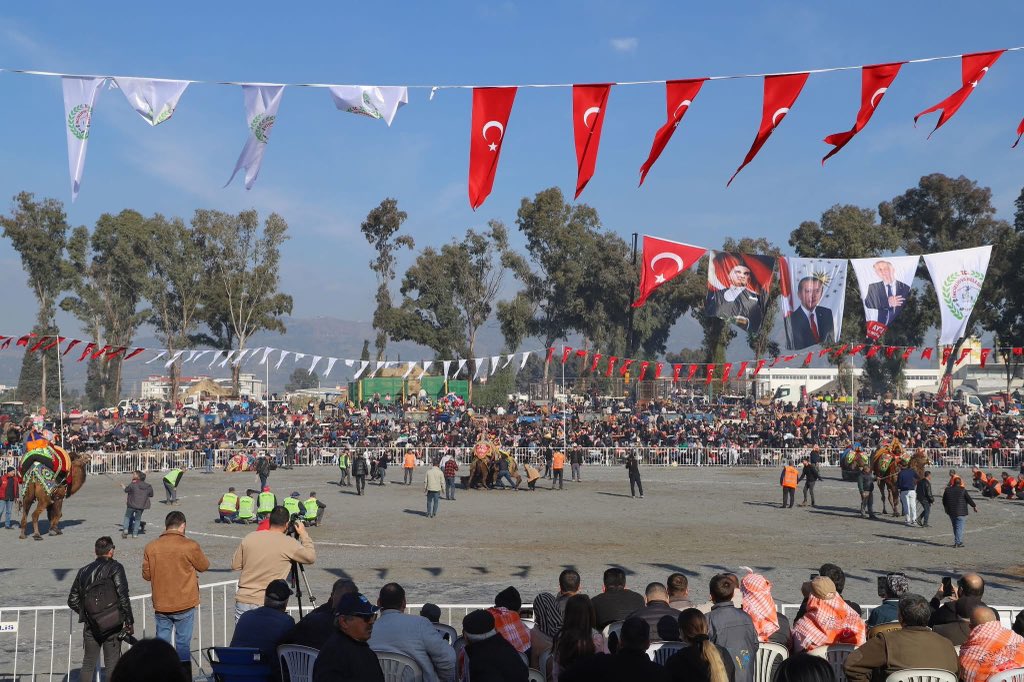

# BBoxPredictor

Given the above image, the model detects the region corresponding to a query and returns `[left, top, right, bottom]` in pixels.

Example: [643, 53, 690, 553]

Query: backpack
[81, 575, 123, 641]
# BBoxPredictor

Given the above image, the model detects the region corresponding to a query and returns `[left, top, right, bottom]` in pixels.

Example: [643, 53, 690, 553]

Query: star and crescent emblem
[482, 120, 505, 152]
[650, 251, 686, 285]
[583, 106, 601, 129]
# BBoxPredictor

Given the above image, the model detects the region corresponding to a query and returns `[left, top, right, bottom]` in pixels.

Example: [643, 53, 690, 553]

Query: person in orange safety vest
[402, 449, 417, 486]
[780, 459, 799, 509]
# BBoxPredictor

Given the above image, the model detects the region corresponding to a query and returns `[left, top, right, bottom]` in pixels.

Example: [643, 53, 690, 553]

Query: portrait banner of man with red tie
[849, 255, 919, 341]
[778, 256, 848, 351]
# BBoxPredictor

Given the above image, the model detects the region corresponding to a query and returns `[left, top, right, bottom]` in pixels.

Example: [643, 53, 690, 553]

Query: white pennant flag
[260, 347, 275, 365]
[184, 350, 199, 363]
[490, 356, 501, 376]
[442, 360, 452, 378]
[519, 351, 531, 370]
[309, 355, 322, 373]
[234, 348, 255, 365]
[344, 359, 355, 368]
[418, 360, 433, 380]
[145, 350, 168, 365]
[472, 358, 485, 380]
[502, 354, 515, 369]
[923, 245, 993, 345]
[192, 350, 211, 363]
[293, 353, 306, 364]
[113, 77, 188, 126]
[353, 360, 370, 379]
[324, 357, 338, 377]
[226, 85, 284, 190]
[402, 361, 416, 379]
[208, 350, 225, 368]
[164, 350, 185, 368]
[328, 85, 408, 127]
[368, 361, 385, 378]
[219, 350, 237, 368]
[274, 350, 291, 370]
[456, 359, 467, 377]
[62, 76, 105, 201]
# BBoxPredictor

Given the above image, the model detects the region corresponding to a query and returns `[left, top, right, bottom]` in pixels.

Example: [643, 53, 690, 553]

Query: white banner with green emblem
[62, 76, 105, 201]
[113, 77, 189, 126]
[923, 245, 992, 345]
[328, 85, 407, 126]
[226, 84, 284, 190]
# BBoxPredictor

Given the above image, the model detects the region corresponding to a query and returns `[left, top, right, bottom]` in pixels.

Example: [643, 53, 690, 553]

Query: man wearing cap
[0, 466, 19, 529]
[368, 582, 456, 682]
[282, 491, 302, 517]
[231, 506, 315, 621]
[313, 593, 384, 682]
[461, 609, 528, 682]
[231, 579, 296, 679]
[867, 573, 910, 627]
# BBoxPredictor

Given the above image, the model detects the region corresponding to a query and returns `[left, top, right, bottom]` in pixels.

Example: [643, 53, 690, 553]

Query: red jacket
[0, 472, 21, 501]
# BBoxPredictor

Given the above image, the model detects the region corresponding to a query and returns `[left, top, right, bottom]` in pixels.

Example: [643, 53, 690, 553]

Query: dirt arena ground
[3, 463, 1023, 610]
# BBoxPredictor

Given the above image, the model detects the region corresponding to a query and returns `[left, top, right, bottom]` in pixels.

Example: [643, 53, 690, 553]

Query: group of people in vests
[971, 467, 1024, 499]
[216, 486, 326, 526]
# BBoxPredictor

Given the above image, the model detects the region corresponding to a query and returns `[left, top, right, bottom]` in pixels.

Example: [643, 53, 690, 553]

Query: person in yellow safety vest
[218, 487, 239, 523]
[163, 468, 184, 505]
[256, 487, 276, 521]
[403, 448, 417, 485]
[282, 491, 302, 517]
[780, 459, 799, 509]
[338, 451, 351, 487]
[302, 492, 326, 527]
[237, 490, 257, 524]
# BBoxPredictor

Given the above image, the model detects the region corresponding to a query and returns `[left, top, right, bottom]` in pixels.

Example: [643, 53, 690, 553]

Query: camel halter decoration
[19, 434, 74, 498]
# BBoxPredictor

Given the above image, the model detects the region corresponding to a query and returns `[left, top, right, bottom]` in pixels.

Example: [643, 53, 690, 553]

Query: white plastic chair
[989, 669, 1024, 682]
[527, 669, 545, 682]
[602, 620, 625, 652]
[808, 643, 856, 682]
[646, 641, 686, 666]
[278, 644, 319, 682]
[375, 650, 424, 682]
[756, 641, 790, 682]
[433, 622, 458, 644]
[884, 669, 957, 682]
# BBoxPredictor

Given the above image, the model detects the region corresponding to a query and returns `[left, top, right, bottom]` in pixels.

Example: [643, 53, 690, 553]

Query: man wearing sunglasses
[312, 593, 384, 682]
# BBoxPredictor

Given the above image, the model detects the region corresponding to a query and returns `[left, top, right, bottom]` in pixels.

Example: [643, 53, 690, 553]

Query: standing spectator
[591, 567, 646, 630]
[551, 449, 565, 490]
[352, 451, 369, 495]
[462, 609, 529, 682]
[780, 459, 798, 509]
[162, 467, 184, 505]
[67, 536, 134, 681]
[368, 582, 456, 682]
[706, 574, 759, 682]
[542, 446, 554, 479]
[142, 511, 210, 676]
[231, 506, 316, 621]
[337, 450, 350, 487]
[230, 579, 296, 681]
[942, 471, 978, 548]
[797, 457, 820, 507]
[255, 453, 272, 491]
[626, 451, 644, 499]
[0, 466, 20, 529]
[917, 470, 935, 527]
[665, 609, 735, 682]
[896, 461, 919, 527]
[442, 452, 459, 500]
[958, 606, 1024, 682]
[857, 465, 878, 520]
[312, 593, 384, 682]
[403, 447, 416, 485]
[374, 451, 389, 485]
[424, 458, 444, 518]
[488, 586, 532, 656]
[569, 446, 583, 482]
[122, 471, 153, 539]
[203, 445, 214, 474]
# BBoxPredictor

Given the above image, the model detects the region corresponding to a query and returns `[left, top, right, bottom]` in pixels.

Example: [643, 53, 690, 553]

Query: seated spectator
[229, 579, 296, 679]
[739, 570, 791, 648]
[774, 652, 835, 682]
[666, 608, 736, 682]
[932, 596, 983, 646]
[488, 586, 531, 658]
[530, 592, 561, 669]
[562, 617, 670, 682]
[792, 577, 866, 652]
[280, 578, 358, 650]
[628, 582, 681, 641]
[367, 582, 456, 682]
[699, 573, 743, 613]
[591, 567, 644, 629]
[866, 573, 909, 627]
[551, 594, 609, 682]
[667, 572, 694, 610]
[959, 606, 1024, 682]
[110, 638, 186, 682]
[706, 573, 759, 682]
[462, 609, 528, 682]
[555, 569, 584, 618]
[930, 573, 985, 626]
[420, 603, 442, 624]
[312, 593, 384, 682]
[794, 563, 861, 622]
[844, 594, 958, 682]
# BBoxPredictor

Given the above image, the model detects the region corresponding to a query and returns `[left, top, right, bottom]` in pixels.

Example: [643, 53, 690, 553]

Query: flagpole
[626, 232, 638, 356]
[54, 327, 65, 445]
[265, 357, 270, 453]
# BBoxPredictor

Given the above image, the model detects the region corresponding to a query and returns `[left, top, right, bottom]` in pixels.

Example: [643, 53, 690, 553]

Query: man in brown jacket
[845, 593, 959, 682]
[142, 511, 210, 677]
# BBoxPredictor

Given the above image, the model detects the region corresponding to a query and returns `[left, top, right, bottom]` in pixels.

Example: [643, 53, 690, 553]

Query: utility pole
[626, 232, 639, 355]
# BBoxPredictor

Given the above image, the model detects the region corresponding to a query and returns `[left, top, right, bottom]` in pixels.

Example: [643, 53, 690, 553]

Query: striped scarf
[792, 594, 866, 652]
[960, 621, 1024, 682]
[740, 573, 780, 642]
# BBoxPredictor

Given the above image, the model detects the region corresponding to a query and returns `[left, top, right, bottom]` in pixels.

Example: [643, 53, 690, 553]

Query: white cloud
[610, 37, 638, 54]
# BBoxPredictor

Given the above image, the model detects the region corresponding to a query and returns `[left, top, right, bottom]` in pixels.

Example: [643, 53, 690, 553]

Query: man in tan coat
[845, 594, 958, 682]
[142, 511, 210, 677]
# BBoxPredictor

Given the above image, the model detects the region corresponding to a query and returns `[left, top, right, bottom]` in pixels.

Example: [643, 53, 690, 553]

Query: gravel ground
[3, 463, 1023, 610]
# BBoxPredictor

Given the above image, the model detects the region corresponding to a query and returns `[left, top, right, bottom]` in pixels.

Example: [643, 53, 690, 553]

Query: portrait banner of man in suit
[850, 255, 919, 340]
[705, 251, 776, 334]
[779, 256, 848, 351]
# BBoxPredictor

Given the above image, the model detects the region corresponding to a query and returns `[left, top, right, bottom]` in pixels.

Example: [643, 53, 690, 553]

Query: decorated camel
[18, 441, 89, 540]
[842, 440, 927, 516]
[467, 433, 522, 490]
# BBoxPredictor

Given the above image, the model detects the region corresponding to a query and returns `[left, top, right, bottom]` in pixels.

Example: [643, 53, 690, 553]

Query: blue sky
[0, 1, 1022, 351]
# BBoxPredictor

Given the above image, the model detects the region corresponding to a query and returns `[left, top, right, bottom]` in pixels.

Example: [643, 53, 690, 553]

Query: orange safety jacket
[782, 466, 799, 489]
[403, 453, 416, 469]
[552, 452, 566, 470]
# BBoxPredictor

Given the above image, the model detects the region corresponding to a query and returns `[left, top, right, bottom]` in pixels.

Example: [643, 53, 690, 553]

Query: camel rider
[780, 459, 799, 509]
[237, 490, 257, 523]
[303, 492, 325, 527]
[282, 491, 302, 517]
[162, 468, 184, 505]
[218, 487, 239, 523]
[256, 487, 276, 520]
[337, 451, 351, 487]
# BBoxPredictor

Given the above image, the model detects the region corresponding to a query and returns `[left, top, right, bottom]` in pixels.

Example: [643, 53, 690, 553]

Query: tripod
[289, 559, 317, 619]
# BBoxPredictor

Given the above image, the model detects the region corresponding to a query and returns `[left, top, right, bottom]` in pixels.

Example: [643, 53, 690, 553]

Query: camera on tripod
[285, 513, 304, 538]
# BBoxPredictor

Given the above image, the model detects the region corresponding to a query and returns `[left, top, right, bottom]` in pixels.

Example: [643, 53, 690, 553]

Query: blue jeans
[426, 491, 440, 517]
[951, 514, 966, 545]
[235, 601, 259, 623]
[122, 507, 143, 537]
[1, 500, 14, 528]
[444, 476, 456, 500]
[495, 471, 516, 489]
[156, 608, 195, 662]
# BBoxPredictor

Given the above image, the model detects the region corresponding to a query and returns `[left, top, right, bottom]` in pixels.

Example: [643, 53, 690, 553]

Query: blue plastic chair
[204, 647, 274, 682]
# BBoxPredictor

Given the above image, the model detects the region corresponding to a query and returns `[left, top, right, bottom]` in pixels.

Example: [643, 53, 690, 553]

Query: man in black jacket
[797, 457, 820, 507]
[281, 578, 358, 650]
[592, 567, 646, 630]
[942, 472, 978, 548]
[67, 536, 134, 681]
[462, 609, 528, 682]
[312, 593, 384, 682]
[122, 470, 153, 539]
[916, 471, 935, 527]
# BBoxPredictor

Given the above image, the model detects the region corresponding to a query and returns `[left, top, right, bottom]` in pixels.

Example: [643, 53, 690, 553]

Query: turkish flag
[823, 62, 903, 163]
[1013, 117, 1024, 148]
[573, 84, 612, 198]
[468, 87, 517, 210]
[632, 235, 706, 307]
[638, 79, 705, 186]
[915, 50, 1004, 137]
[728, 72, 809, 186]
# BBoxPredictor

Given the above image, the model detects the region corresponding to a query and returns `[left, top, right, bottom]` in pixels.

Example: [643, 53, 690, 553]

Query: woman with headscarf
[792, 577, 866, 652]
[531, 592, 563, 669]
[739, 569, 791, 649]
[665, 608, 735, 682]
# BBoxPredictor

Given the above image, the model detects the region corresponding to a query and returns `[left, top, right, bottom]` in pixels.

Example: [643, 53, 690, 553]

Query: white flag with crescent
[113, 77, 188, 126]
[226, 85, 284, 190]
[62, 76, 105, 201]
[328, 86, 407, 127]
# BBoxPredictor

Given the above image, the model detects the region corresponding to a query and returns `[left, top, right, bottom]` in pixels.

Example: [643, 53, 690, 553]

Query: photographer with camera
[231, 505, 316, 622]
[67, 536, 135, 681]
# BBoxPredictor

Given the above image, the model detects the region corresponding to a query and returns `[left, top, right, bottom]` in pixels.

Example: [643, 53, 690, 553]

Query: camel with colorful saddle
[842, 439, 927, 516]
[18, 436, 88, 540]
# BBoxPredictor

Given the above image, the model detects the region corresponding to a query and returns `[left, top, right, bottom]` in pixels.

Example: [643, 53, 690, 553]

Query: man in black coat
[312, 593, 384, 682]
[797, 457, 821, 507]
[281, 579, 358, 651]
[627, 582, 682, 641]
[942, 472, 978, 548]
[916, 471, 935, 527]
[787, 276, 834, 349]
[462, 609, 528, 682]
[591, 567, 646, 630]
